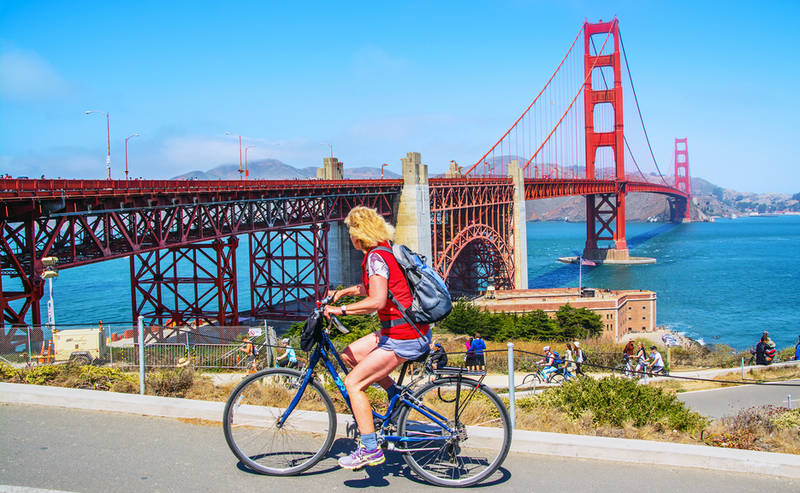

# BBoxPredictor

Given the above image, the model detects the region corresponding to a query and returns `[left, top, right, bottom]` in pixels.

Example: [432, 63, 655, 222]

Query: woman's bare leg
[341, 332, 395, 390]
[344, 348, 406, 436]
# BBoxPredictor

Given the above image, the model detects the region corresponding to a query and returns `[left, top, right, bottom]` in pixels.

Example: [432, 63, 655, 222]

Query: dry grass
[652, 363, 800, 393]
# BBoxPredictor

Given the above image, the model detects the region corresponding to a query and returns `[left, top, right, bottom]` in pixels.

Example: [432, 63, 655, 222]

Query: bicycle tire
[398, 377, 511, 487]
[223, 368, 336, 475]
[548, 372, 565, 384]
[521, 372, 543, 387]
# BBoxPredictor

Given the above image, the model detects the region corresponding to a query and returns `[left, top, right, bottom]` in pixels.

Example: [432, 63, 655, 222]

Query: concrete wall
[393, 152, 433, 263]
[509, 160, 529, 290]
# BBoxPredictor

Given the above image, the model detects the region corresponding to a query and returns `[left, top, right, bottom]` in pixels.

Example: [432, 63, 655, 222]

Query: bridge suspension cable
[465, 24, 586, 177]
[521, 25, 615, 173]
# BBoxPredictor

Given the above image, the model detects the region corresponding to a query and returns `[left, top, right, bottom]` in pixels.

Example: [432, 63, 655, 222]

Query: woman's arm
[328, 284, 366, 302]
[325, 275, 387, 317]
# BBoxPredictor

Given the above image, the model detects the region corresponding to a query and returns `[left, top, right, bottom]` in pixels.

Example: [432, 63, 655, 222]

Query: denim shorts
[377, 329, 432, 360]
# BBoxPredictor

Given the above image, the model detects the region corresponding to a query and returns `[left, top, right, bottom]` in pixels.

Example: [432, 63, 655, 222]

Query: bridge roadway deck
[2, 403, 797, 493]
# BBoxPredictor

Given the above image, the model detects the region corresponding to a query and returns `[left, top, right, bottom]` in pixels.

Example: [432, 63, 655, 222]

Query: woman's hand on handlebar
[323, 304, 345, 320]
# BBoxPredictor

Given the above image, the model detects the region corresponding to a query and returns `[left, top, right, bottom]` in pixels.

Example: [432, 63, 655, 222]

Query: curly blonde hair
[344, 206, 394, 249]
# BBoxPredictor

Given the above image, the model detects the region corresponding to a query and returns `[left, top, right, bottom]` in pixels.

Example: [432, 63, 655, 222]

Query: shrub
[534, 376, 707, 432]
[0, 362, 21, 381]
[705, 405, 789, 450]
[771, 408, 800, 431]
[25, 364, 62, 385]
[145, 368, 195, 397]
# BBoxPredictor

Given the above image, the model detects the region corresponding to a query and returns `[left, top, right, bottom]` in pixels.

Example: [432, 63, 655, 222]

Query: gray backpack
[374, 245, 452, 329]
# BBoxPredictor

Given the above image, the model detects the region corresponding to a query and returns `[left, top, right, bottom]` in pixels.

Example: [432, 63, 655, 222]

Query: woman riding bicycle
[323, 206, 432, 470]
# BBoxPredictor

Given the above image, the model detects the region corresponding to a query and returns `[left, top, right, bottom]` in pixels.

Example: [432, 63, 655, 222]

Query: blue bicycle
[223, 297, 512, 487]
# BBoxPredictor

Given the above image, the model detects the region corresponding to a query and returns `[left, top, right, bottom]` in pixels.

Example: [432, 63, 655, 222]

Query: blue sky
[1, 1, 797, 193]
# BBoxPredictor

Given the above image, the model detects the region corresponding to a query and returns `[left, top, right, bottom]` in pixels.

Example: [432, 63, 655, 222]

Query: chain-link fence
[0, 323, 280, 370]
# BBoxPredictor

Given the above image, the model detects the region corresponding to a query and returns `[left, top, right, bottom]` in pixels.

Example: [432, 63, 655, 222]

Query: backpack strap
[370, 245, 424, 338]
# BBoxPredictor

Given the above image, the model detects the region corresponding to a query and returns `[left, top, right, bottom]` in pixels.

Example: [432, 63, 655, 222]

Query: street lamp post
[41, 257, 59, 333]
[85, 110, 111, 179]
[124, 133, 140, 181]
[381, 163, 388, 179]
[225, 132, 244, 179]
[244, 145, 256, 179]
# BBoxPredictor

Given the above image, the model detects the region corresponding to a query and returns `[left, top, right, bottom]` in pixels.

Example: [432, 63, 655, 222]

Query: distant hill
[526, 175, 800, 222]
[172, 159, 400, 180]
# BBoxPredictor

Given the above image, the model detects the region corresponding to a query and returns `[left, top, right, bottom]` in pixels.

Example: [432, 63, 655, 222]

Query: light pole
[124, 133, 139, 181]
[244, 145, 256, 179]
[381, 163, 388, 179]
[41, 257, 59, 333]
[85, 110, 111, 179]
[225, 132, 244, 179]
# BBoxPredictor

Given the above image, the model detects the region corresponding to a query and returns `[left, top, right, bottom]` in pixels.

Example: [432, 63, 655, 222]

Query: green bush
[533, 376, 707, 432]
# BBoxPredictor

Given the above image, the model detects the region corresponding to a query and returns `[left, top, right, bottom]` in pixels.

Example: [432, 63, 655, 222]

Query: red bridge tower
[673, 138, 692, 221]
[582, 18, 629, 261]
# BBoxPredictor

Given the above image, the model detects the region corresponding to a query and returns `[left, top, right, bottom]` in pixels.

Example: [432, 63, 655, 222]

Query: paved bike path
[2, 404, 799, 493]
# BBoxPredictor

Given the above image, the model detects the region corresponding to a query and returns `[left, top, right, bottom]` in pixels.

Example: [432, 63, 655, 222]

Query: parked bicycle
[222, 296, 512, 487]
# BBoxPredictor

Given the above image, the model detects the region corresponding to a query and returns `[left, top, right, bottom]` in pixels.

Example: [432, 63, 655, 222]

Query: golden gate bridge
[0, 18, 691, 350]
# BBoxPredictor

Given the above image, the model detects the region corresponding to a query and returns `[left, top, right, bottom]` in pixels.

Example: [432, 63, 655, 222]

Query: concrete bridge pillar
[317, 156, 361, 288]
[316, 157, 343, 180]
[509, 160, 529, 290]
[394, 152, 432, 264]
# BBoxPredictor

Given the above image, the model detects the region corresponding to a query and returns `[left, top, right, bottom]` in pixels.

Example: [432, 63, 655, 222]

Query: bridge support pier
[394, 152, 433, 263]
[509, 160, 529, 290]
[130, 237, 239, 343]
[584, 192, 631, 262]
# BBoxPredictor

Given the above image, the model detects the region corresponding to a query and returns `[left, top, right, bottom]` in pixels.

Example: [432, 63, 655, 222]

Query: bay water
[40, 215, 800, 351]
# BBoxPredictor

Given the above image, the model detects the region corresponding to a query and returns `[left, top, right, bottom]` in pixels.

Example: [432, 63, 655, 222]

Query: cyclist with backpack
[538, 346, 561, 380]
[323, 206, 434, 470]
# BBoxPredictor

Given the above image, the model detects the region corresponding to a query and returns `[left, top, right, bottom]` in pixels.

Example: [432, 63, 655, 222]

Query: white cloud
[0, 47, 68, 101]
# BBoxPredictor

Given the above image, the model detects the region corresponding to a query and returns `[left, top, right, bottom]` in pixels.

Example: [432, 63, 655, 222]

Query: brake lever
[330, 315, 350, 334]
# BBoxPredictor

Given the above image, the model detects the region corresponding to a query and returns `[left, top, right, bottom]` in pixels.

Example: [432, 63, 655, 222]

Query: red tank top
[361, 243, 428, 340]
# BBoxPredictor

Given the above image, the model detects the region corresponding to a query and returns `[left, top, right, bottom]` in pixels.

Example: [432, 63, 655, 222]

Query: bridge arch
[436, 223, 514, 297]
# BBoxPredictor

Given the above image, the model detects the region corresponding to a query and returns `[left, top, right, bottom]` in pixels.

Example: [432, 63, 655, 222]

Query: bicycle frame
[278, 317, 459, 450]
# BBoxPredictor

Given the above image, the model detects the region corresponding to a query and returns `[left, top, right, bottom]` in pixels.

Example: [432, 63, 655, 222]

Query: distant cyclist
[648, 346, 665, 376]
[794, 334, 800, 361]
[276, 338, 298, 369]
[538, 346, 559, 380]
[323, 206, 431, 470]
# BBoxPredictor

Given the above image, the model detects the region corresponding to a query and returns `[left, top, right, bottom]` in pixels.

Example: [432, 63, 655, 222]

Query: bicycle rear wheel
[398, 377, 511, 487]
[548, 372, 565, 384]
[223, 368, 336, 475]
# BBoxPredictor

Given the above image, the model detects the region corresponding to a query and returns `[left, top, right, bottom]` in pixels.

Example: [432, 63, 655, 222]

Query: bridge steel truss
[0, 178, 400, 348]
[429, 178, 516, 295]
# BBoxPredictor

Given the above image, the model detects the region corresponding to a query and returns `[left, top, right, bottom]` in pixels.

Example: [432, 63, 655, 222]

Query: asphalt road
[678, 379, 799, 418]
[1, 404, 798, 493]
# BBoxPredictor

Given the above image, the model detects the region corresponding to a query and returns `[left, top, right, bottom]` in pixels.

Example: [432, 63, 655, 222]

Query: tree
[555, 304, 603, 339]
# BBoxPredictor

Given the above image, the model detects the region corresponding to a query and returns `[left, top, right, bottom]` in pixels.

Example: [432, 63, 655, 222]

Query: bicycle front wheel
[398, 377, 511, 487]
[222, 368, 336, 475]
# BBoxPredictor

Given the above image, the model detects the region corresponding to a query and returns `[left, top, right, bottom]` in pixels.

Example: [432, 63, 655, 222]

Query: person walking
[634, 342, 648, 378]
[563, 343, 576, 381]
[574, 341, 585, 376]
[470, 332, 487, 372]
[794, 335, 800, 361]
[322, 206, 431, 470]
[465, 337, 474, 370]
